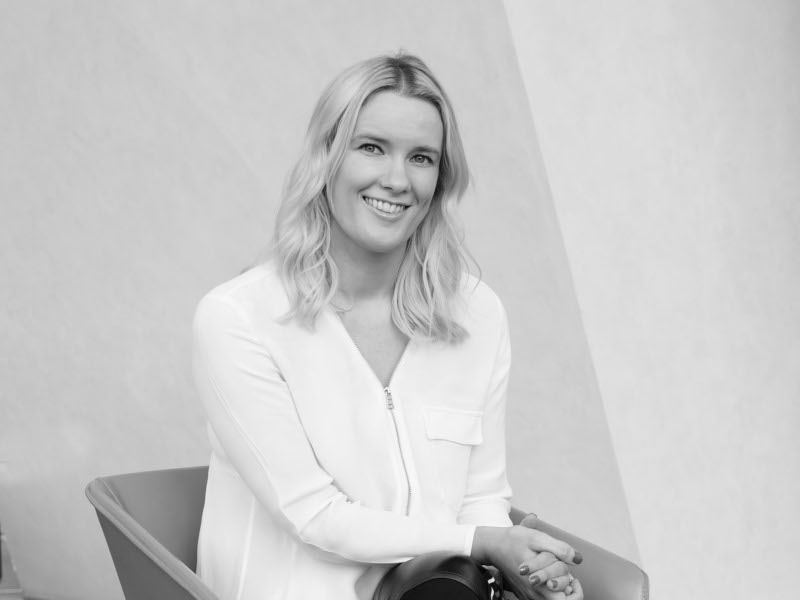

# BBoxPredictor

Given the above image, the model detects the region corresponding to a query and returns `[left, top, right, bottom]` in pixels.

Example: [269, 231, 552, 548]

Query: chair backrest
[86, 466, 219, 600]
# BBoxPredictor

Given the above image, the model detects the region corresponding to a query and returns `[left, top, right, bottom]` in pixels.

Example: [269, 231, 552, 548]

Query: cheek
[413, 169, 440, 205]
[341, 154, 381, 189]
[330, 159, 363, 210]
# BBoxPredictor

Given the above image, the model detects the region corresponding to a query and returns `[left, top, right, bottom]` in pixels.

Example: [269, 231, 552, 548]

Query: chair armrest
[509, 507, 649, 600]
[86, 477, 220, 600]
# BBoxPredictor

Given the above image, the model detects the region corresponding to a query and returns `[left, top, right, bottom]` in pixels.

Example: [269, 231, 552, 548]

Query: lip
[362, 195, 410, 208]
[361, 195, 411, 218]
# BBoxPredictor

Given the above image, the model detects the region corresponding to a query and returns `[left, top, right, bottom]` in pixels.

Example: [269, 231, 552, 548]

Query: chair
[86, 467, 648, 600]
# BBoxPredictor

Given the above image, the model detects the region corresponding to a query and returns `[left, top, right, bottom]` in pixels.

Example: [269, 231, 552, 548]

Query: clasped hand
[473, 514, 584, 600]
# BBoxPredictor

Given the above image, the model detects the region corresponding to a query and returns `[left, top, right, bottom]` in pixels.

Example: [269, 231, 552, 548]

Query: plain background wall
[505, 1, 800, 598]
[0, 2, 636, 598]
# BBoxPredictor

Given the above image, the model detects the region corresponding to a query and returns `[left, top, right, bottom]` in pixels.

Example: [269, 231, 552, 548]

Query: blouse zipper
[384, 386, 412, 516]
[334, 312, 412, 516]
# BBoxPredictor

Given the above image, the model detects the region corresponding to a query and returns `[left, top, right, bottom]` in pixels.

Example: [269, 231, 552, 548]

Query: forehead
[353, 91, 443, 150]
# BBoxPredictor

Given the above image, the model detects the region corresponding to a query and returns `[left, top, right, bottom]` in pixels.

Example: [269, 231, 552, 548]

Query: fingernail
[548, 580, 558, 590]
[529, 575, 541, 586]
[519, 565, 530, 575]
[573, 551, 583, 564]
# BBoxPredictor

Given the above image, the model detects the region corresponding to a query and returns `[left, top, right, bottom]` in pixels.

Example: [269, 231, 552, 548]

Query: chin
[359, 236, 409, 257]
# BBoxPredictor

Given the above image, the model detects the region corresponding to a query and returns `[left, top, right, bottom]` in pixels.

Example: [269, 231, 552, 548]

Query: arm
[458, 300, 583, 599]
[193, 293, 474, 564]
[457, 298, 513, 528]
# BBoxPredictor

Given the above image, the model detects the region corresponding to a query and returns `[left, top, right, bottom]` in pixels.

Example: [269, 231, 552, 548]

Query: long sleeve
[457, 299, 514, 528]
[192, 292, 474, 564]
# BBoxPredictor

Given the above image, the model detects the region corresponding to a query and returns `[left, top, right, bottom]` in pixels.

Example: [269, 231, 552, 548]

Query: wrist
[471, 526, 504, 564]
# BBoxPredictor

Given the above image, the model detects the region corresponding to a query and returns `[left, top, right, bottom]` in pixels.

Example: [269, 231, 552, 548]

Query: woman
[193, 53, 583, 600]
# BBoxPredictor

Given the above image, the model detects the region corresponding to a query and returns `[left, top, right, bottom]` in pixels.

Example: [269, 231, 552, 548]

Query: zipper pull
[384, 388, 394, 409]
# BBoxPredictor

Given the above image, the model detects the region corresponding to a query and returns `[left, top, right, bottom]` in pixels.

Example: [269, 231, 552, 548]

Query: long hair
[273, 53, 474, 343]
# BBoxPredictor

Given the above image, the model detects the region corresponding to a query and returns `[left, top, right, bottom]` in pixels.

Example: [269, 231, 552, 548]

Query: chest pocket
[422, 405, 483, 512]
[423, 405, 483, 445]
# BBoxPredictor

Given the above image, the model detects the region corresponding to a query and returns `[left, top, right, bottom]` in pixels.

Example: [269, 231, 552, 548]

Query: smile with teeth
[363, 195, 409, 215]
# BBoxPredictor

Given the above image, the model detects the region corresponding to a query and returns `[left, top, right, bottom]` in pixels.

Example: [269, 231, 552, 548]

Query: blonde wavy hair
[273, 53, 474, 343]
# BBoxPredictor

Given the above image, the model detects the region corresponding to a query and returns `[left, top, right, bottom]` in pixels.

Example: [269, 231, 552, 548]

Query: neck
[330, 237, 405, 305]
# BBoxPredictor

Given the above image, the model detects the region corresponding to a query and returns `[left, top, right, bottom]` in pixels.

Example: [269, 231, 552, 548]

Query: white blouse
[193, 262, 513, 600]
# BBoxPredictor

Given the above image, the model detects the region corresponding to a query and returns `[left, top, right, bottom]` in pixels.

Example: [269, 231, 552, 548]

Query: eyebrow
[352, 133, 441, 157]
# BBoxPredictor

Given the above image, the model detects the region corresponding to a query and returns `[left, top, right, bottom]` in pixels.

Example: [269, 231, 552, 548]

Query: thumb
[528, 530, 583, 565]
[520, 512, 539, 529]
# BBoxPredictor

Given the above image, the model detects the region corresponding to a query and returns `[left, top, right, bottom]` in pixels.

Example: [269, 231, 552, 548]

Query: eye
[411, 154, 434, 165]
[359, 143, 382, 154]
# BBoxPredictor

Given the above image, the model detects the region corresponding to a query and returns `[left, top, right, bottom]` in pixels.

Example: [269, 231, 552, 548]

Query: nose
[379, 157, 410, 193]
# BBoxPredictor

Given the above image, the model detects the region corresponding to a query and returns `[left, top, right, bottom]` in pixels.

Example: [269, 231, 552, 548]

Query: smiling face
[327, 91, 444, 264]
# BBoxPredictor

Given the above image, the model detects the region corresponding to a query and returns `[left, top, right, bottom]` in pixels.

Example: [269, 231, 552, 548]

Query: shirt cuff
[462, 524, 477, 557]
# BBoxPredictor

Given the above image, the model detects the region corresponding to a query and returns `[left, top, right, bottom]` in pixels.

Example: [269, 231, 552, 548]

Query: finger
[521, 512, 540, 528]
[528, 561, 568, 588]
[567, 577, 583, 599]
[545, 574, 571, 592]
[528, 530, 583, 565]
[519, 551, 557, 576]
[532, 588, 566, 600]
[563, 572, 574, 596]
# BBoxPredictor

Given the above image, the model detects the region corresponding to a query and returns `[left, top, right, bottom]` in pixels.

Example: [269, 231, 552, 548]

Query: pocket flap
[423, 405, 483, 445]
